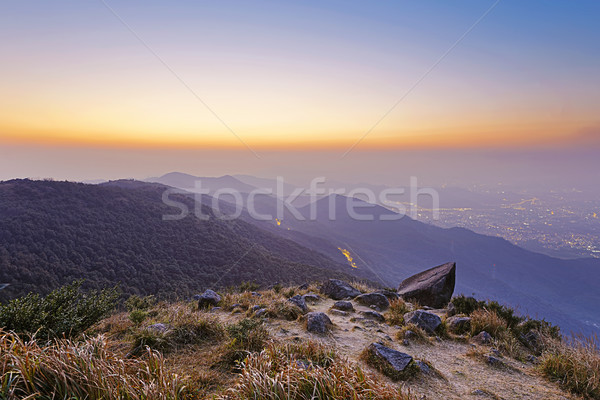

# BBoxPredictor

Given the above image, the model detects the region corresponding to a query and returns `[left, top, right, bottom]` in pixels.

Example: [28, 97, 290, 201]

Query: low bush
[0, 281, 119, 340]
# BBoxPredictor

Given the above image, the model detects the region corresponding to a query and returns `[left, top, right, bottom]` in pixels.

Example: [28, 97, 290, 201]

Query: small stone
[146, 323, 168, 333]
[403, 310, 442, 334]
[298, 283, 309, 290]
[306, 312, 333, 334]
[288, 295, 308, 313]
[209, 307, 221, 313]
[356, 293, 391, 310]
[329, 309, 348, 317]
[365, 343, 414, 380]
[302, 293, 321, 303]
[250, 305, 262, 312]
[320, 279, 361, 300]
[446, 316, 471, 334]
[197, 289, 221, 309]
[255, 308, 267, 318]
[332, 301, 354, 312]
[472, 331, 493, 345]
[360, 310, 385, 322]
[486, 355, 505, 367]
[402, 339, 410, 346]
[251, 291, 261, 297]
[414, 360, 430, 374]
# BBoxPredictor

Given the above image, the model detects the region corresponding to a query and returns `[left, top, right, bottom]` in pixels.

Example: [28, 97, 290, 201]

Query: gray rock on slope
[197, 289, 221, 309]
[446, 316, 471, 334]
[320, 279, 361, 300]
[366, 343, 413, 380]
[355, 293, 390, 310]
[287, 295, 308, 313]
[332, 301, 355, 312]
[397, 262, 456, 308]
[306, 312, 333, 334]
[403, 310, 442, 334]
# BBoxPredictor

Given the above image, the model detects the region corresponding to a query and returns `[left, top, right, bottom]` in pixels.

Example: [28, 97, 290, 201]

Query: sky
[1, 0, 599, 187]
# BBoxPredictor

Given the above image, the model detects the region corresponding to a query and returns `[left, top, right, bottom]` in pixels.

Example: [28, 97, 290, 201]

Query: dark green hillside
[0, 180, 356, 301]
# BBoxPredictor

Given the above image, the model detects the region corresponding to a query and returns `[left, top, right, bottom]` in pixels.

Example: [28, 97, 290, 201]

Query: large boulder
[365, 343, 414, 380]
[287, 295, 308, 313]
[320, 279, 361, 300]
[355, 293, 390, 310]
[397, 262, 456, 308]
[306, 312, 333, 334]
[403, 310, 442, 334]
[197, 289, 221, 309]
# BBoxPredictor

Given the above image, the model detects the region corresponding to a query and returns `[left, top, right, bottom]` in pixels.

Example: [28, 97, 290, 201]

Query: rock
[197, 289, 221, 309]
[255, 308, 268, 318]
[209, 307, 221, 313]
[192, 294, 202, 301]
[360, 310, 385, 322]
[402, 339, 410, 346]
[486, 355, 505, 367]
[490, 348, 502, 357]
[526, 355, 538, 364]
[403, 310, 442, 334]
[329, 309, 348, 317]
[520, 330, 542, 354]
[446, 316, 471, 334]
[302, 293, 321, 303]
[404, 330, 417, 340]
[306, 312, 333, 334]
[397, 262, 456, 308]
[146, 323, 168, 333]
[376, 290, 400, 301]
[250, 305, 262, 312]
[231, 303, 241, 309]
[320, 279, 361, 300]
[414, 360, 430, 374]
[251, 291, 261, 297]
[472, 331, 493, 345]
[287, 295, 308, 313]
[298, 282, 309, 290]
[332, 301, 355, 312]
[366, 343, 413, 380]
[356, 293, 390, 310]
[447, 302, 457, 317]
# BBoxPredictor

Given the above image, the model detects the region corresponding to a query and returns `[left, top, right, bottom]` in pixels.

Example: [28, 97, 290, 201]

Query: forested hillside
[0, 180, 357, 301]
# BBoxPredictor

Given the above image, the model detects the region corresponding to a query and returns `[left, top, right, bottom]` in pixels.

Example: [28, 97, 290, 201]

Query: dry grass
[396, 323, 431, 344]
[385, 298, 410, 326]
[540, 334, 600, 399]
[221, 344, 414, 399]
[0, 330, 187, 399]
[470, 309, 508, 338]
[350, 280, 378, 294]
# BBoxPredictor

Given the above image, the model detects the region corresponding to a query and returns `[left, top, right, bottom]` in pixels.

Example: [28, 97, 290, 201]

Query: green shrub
[238, 281, 260, 293]
[0, 281, 119, 340]
[129, 309, 148, 325]
[125, 294, 157, 311]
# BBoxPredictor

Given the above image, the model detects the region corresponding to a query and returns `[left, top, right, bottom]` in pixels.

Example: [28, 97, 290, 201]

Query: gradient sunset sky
[1, 1, 599, 185]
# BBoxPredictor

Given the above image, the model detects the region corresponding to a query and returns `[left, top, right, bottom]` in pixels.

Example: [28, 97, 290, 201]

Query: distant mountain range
[1, 175, 599, 335]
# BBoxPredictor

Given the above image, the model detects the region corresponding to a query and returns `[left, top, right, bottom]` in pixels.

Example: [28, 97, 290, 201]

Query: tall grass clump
[470, 309, 508, 338]
[0, 330, 187, 399]
[0, 281, 119, 340]
[214, 318, 270, 371]
[131, 303, 224, 355]
[540, 334, 600, 399]
[220, 347, 413, 400]
[385, 298, 410, 326]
